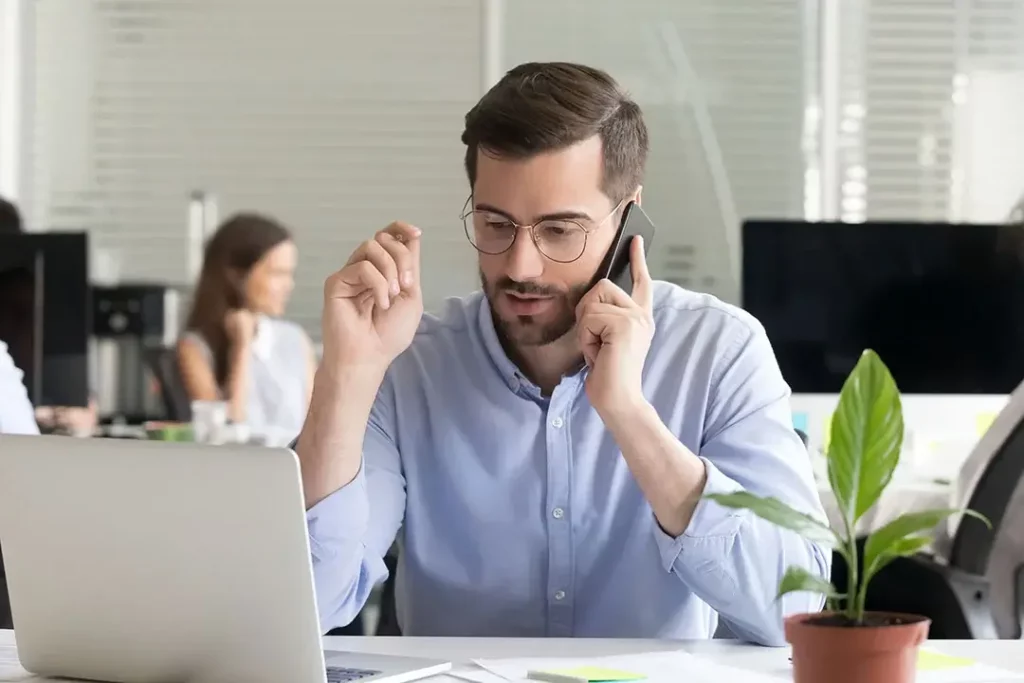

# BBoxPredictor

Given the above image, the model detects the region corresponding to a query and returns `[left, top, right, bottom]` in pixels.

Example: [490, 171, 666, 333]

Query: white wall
[13, 0, 1024, 340]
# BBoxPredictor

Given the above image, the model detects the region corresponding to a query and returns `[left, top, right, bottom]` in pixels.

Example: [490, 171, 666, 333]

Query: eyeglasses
[461, 196, 624, 264]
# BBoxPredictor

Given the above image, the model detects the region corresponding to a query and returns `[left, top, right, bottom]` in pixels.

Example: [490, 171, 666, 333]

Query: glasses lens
[533, 220, 588, 263]
[465, 211, 516, 254]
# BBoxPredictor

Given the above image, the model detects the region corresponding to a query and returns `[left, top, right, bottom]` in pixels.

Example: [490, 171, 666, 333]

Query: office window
[503, 0, 812, 304]
[830, 0, 1024, 223]
[27, 0, 483, 336]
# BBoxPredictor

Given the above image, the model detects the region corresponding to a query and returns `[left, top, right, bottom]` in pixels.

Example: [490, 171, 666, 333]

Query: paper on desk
[473, 651, 782, 683]
[916, 648, 1024, 682]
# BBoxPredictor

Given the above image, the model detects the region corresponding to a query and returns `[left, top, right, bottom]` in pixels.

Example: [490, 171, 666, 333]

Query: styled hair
[461, 62, 649, 202]
[185, 212, 292, 385]
[0, 196, 23, 234]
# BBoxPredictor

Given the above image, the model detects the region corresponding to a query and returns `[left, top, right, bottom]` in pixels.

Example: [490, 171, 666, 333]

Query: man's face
[473, 136, 626, 347]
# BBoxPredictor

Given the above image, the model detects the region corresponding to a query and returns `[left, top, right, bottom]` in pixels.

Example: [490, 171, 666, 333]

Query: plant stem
[844, 536, 860, 623]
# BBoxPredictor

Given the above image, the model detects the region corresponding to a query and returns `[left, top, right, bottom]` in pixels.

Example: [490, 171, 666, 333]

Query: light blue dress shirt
[305, 281, 830, 645]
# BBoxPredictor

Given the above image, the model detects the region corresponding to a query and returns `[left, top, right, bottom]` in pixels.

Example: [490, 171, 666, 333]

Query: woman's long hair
[185, 212, 292, 386]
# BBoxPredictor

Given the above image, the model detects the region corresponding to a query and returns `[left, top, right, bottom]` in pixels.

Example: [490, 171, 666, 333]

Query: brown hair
[461, 62, 649, 202]
[0, 196, 23, 234]
[185, 212, 292, 385]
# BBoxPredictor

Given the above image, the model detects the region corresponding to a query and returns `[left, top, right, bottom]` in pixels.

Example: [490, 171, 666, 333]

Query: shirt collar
[477, 295, 526, 392]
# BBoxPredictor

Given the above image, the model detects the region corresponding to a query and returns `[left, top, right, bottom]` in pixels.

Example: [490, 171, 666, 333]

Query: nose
[504, 229, 546, 282]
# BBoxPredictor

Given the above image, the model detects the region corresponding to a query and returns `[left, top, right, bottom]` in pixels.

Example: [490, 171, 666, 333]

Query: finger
[382, 221, 422, 283]
[361, 239, 402, 296]
[576, 308, 620, 366]
[630, 235, 653, 311]
[376, 231, 418, 292]
[328, 260, 392, 310]
[580, 277, 634, 311]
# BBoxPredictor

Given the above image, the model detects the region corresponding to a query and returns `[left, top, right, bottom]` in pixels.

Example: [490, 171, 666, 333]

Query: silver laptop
[0, 435, 450, 683]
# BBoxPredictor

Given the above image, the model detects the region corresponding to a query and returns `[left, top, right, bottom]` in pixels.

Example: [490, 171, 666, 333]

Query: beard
[481, 270, 590, 347]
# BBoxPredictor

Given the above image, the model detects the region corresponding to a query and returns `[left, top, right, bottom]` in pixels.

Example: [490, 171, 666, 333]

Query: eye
[538, 221, 580, 240]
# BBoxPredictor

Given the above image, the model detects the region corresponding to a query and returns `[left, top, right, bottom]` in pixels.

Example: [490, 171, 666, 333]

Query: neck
[505, 331, 583, 396]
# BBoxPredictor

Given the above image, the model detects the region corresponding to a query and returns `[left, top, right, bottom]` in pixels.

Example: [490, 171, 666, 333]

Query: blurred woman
[177, 212, 315, 442]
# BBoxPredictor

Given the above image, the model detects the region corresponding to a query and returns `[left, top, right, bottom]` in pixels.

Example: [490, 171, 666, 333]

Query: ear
[632, 185, 643, 206]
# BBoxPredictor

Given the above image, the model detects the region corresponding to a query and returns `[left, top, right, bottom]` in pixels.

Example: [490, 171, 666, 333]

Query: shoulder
[177, 330, 212, 357]
[383, 292, 486, 381]
[651, 280, 762, 344]
[648, 280, 768, 373]
[0, 339, 22, 380]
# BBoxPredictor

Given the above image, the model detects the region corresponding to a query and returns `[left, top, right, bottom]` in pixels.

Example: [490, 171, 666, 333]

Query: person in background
[0, 196, 97, 436]
[177, 212, 316, 444]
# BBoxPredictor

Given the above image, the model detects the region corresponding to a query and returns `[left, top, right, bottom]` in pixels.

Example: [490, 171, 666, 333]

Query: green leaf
[863, 535, 933, 584]
[863, 508, 991, 584]
[777, 565, 843, 601]
[826, 349, 904, 532]
[704, 492, 838, 545]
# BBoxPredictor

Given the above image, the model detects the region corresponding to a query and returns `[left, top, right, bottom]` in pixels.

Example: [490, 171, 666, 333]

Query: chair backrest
[144, 347, 192, 422]
[942, 379, 1024, 638]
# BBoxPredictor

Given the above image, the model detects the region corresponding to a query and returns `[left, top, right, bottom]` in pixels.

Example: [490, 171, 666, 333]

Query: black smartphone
[590, 201, 656, 295]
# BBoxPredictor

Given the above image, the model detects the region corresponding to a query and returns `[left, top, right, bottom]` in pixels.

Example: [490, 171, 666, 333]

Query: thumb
[630, 236, 653, 312]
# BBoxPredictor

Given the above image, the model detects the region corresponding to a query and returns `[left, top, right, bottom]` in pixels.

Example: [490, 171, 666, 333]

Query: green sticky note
[544, 666, 646, 682]
[918, 650, 974, 671]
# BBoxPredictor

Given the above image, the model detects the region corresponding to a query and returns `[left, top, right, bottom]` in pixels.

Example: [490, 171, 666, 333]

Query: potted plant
[706, 349, 989, 683]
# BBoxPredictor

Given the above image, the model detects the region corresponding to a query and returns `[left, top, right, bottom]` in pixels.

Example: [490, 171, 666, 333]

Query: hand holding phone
[589, 201, 656, 295]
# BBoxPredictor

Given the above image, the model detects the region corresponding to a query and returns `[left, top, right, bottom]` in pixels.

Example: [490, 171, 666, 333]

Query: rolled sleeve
[306, 465, 370, 564]
[654, 318, 831, 646]
[653, 457, 745, 573]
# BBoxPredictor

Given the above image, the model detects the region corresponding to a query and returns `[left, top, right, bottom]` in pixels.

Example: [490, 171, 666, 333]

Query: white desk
[4, 631, 1024, 682]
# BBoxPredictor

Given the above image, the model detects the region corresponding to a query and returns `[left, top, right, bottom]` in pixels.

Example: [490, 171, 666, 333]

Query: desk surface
[3, 631, 1024, 681]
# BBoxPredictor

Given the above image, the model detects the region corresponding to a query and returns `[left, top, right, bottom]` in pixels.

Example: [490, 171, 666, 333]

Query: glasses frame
[460, 195, 625, 264]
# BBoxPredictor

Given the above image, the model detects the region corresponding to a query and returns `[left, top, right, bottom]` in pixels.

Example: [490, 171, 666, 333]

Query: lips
[504, 291, 554, 315]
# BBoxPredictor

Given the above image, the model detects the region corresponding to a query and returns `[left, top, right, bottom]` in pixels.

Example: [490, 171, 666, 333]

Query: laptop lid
[0, 435, 326, 683]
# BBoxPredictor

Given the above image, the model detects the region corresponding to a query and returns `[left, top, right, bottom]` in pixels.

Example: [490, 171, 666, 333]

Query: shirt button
[551, 416, 564, 428]
[554, 590, 566, 601]
[552, 507, 564, 519]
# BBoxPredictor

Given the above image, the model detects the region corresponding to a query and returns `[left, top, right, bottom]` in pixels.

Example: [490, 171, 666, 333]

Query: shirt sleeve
[0, 340, 40, 435]
[303, 374, 406, 633]
[652, 322, 832, 646]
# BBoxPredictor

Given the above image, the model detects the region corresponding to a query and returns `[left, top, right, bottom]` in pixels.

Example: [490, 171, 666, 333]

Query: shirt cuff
[653, 456, 746, 573]
[305, 465, 370, 563]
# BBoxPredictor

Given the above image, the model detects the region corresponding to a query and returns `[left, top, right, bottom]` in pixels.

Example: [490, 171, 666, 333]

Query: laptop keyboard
[326, 667, 382, 683]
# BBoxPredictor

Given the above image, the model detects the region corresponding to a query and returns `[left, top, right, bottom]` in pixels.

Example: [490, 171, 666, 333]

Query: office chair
[942, 378, 1024, 639]
[144, 347, 192, 422]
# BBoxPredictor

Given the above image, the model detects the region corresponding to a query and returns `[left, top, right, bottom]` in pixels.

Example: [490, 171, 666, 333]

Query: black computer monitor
[741, 220, 1024, 394]
[0, 232, 90, 407]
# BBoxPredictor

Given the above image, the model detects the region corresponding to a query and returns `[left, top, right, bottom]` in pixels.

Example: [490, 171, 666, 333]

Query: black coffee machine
[92, 283, 182, 424]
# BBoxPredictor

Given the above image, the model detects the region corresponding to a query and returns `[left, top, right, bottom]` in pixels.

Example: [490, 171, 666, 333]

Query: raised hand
[224, 308, 257, 346]
[320, 221, 424, 374]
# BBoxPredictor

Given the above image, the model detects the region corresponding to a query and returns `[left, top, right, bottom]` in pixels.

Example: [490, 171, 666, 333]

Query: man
[297, 62, 830, 645]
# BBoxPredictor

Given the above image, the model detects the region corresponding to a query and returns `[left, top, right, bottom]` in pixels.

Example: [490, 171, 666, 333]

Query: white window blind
[27, 0, 484, 338]
[832, 0, 1024, 223]
[502, 0, 813, 304]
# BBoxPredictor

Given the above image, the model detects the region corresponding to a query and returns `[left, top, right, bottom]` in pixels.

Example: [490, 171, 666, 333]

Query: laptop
[0, 435, 451, 683]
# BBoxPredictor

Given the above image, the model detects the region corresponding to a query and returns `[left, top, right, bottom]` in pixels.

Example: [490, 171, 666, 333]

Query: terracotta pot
[785, 611, 931, 683]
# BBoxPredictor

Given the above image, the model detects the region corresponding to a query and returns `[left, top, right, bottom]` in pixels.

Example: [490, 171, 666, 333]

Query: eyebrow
[474, 203, 594, 223]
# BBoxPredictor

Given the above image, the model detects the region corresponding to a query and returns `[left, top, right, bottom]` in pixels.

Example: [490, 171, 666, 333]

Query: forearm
[225, 343, 251, 424]
[602, 399, 707, 537]
[660, 482, 831, 645]
[307, 484, 390, 632]
[296, 363, 385, 508]
[604, 399, 830, 645]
